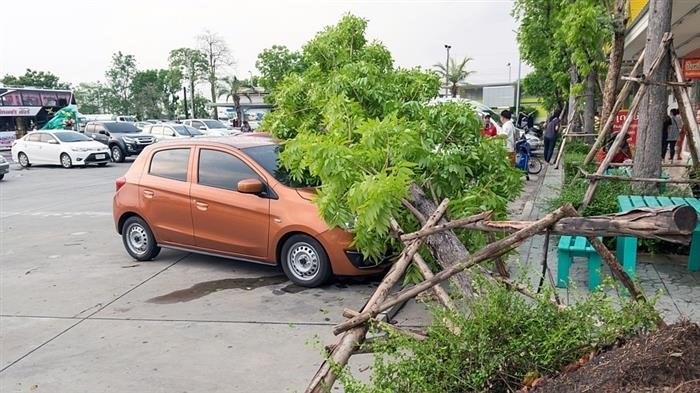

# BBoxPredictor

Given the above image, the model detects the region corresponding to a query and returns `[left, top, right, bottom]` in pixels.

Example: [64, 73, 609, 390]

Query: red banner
[682, 58, 700, 80]
[612, 109, 638, 146]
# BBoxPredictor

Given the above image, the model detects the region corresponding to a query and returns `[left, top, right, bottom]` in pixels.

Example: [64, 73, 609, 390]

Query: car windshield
[203, 120, 226, 129]
[243, 145, 314, 187]
[173, 125, 203, 136]
[53, 131, 92, 142]
[104, 122, 141, 133]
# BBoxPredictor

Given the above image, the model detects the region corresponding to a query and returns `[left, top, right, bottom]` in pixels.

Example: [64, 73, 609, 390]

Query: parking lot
[0, 155, 403, 392]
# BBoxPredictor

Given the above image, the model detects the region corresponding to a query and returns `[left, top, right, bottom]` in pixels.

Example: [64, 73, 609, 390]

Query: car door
[190, 148, 271, 259]
[138, 147, 195, 246]
[190, 120, 205, 131]
[149, 125, 163, 141]
[39, 133, 62, 164]
[21, 133, 42, 163]
[161, 125, 176, 139]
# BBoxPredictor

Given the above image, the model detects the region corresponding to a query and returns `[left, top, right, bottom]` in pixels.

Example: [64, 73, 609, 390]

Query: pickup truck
[83, 121, 156, 162]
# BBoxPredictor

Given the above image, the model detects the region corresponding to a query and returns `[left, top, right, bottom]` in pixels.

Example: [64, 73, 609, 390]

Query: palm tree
[218, 76, 254, 126]
[433, 57, 474, 97]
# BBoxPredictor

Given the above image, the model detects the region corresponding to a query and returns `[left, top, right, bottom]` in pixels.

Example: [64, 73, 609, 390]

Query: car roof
[154, 133, 276, 149]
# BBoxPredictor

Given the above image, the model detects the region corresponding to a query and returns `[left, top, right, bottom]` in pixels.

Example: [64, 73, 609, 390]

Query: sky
[0, 0, 530, 87]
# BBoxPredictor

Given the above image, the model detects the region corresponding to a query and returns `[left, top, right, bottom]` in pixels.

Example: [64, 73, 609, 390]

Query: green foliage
[433, 56, 474, 98]
[1, 69, 70, 89]
[105, 51, 137, 115]
[265, 15, 523, 258]
[340, 279, 659, 393]
[169, 47, 209, 117]
[74, 82, 112, 114]
[255, 45, 306, 92]
[131, 69, 182, 119]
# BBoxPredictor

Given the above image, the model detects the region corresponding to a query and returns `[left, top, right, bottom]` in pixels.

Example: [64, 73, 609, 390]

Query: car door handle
[143, 190, 154, 198]
[195, 201, 208, 211]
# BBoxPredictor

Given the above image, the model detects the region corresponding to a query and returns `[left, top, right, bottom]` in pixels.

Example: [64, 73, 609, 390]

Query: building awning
[624, 2, 700, 61]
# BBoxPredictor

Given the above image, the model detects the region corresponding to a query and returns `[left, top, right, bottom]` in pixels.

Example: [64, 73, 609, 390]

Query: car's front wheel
[280, 234, 332, 287]
[122, 216, 161, 261]
[111, 145, 125, 163]
[60, 153, 73, 168]
[17, 152, 30, 168]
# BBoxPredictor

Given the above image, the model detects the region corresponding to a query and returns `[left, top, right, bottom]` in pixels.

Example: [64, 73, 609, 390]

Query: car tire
[111, 145, 125, 163]
[60, 153, 72, 169]
[97, 162, 108, 167]
[122, 216, 161, 261]
[280, 234, 332, 287]
[0, 174, 4, 180]
[18, 152, 30, 168]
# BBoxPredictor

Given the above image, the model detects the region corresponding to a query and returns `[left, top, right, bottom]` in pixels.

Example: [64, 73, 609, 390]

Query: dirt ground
[534, 322, 700, 393]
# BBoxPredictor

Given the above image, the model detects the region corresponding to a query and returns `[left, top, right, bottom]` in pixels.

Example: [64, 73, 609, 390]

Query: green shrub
[340, 280, 659, 393]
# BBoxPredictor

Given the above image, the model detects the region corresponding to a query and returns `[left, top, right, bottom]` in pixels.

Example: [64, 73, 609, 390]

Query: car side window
[148, 148, 190, 181]
[39, 133, 57, 144]
[191, 120, 203, 128]
[198, 149, 259, 191]
[151, 125, 163, 136]
[162, 126, 175, 136]
[85, 124, 95, 133]
[27, 133, 41, 142]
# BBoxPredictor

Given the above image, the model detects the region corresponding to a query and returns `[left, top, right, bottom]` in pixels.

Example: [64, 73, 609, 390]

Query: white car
[11, 130, 111, 168]
[142, 123, 205, 141]
[181, 119, 238, 136]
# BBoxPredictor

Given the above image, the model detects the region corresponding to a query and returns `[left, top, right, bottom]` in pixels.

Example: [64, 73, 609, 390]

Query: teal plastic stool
[557, 236, 602, 291]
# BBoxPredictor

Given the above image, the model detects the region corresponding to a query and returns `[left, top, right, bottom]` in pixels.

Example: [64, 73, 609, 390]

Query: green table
[617, 195, 700, 275]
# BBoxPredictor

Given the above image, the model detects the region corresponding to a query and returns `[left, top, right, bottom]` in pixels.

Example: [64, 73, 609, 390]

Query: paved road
[0, 157, 390, 392]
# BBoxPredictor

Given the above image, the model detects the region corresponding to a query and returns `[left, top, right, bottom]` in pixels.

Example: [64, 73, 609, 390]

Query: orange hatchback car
[113, 134, 384, 287]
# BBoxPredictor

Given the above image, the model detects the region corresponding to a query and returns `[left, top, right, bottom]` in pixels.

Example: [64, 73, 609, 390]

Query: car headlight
[122, 136, 136, 143]
[0, 156, 6, 163]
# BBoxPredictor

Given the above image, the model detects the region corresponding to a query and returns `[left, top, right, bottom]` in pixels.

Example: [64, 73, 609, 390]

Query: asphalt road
[0, 154, 401, 392]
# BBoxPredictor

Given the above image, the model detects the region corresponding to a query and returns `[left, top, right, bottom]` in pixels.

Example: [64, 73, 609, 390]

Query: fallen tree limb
[332, 204, 578, 336]
[342, 309, 428, 341]
[401, 205, 696, 245]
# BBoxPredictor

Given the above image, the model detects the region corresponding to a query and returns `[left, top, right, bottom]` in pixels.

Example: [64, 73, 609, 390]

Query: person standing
[481, 114, 497, 137]
[543, 111, 560, 163]
[499, 110, 517, 165]
[665, 108, 681, 161]
[672, 108, 685, 160]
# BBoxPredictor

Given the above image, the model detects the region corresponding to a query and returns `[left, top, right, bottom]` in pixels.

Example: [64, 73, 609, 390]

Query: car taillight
[115, 177, 126, 192]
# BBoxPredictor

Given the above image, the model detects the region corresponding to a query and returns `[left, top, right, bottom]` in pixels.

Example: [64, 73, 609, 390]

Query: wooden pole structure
[583, 49, 646, 165]
[553, 99, 577, 169]
[582, 171, 700, 184]
[669, 46, 700, 170]
[579, 34, 672, 213]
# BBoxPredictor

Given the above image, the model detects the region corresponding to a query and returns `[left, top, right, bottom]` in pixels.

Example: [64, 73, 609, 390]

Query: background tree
[169, 48, 208, 119]
[218, 76, 253, 126]
[74, 82, 112, 114]
[1, 69, 70, 89]
[105, 51, 137, 115]
[255, 45, 306, 92]
[433, 56, 474, 97]
[633, 0, 671, 192]
[131, 70, 163, 119]
[198, 30, 233, 120]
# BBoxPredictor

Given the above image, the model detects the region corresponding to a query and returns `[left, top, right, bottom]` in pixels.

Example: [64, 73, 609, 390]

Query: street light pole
[444, 44, 451, 97]
[515, 55, 522, 120]
[507, 62, 511, 82]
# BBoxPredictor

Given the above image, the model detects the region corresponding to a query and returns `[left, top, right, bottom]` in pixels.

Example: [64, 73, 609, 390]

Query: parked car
[113, 134, 386, 287]
[11, 130, 111, 168]
[134, 121, 152, 130]
[0, 155, 9, 179]
[181, 119, 237, 136]
[142, 123, 204, 141]
[83, 121, 156, 163]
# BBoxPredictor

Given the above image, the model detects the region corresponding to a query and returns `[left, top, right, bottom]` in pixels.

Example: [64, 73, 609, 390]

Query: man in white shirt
[499, 109, 517, 165]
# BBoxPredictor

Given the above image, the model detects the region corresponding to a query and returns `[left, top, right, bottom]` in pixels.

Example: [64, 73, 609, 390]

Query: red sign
[612, 109, 638, 146]
[682, 58, 700, 79]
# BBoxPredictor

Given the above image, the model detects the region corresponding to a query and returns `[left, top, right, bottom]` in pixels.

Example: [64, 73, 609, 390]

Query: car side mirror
[237, 179, 264, 194]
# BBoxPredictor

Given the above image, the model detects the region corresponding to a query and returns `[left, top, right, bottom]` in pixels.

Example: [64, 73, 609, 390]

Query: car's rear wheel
[122, 216, 161, 261]
[0, 174, 4, 180]
[111, 145, 125, 163]
[60, 153, 72, 168]
[280, 234, 332, 287]
[18, 152, 30, 168]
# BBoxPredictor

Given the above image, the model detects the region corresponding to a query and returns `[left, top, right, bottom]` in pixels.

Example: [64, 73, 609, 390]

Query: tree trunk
[409, 184, 473, 294]
[632, 0, 672, 193]
[210, 76, 218, 120]
[583, 70, 597, 135]
[190, 80, 196, 119]
[568, 65, 581, 132]
[599, 0, 628, 131]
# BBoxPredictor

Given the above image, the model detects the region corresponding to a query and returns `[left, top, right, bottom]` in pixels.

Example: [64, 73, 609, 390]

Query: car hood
[295, 187, 317, 201]
[112, 133, 153, 138]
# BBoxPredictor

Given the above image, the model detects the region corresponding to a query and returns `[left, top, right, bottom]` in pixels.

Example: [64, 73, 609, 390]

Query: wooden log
[553, 121, 572, 169]
[608, 162, 692, 168]
[620, 76, 692, 87]
[486, 233, 510, 278]
[332, 204, 577, 335]
[400, 210, 492, 242]
[583, 171, 700, 184]
[401, 205, 696, 244]
[580, 33, 673, 213]
[564, 133, 599, 137]
[672, 85, 700, 170]
[342, 309, 428, 341]
[584, 49, 646, 165]
[305, 198, 450, 393]
[390, 218, 455, 310]
[670, 46, 700, 170]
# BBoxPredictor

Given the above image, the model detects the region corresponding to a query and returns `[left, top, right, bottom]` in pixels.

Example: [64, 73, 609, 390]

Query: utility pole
[515, 56, 521, 118]
[444, 44, 451, 97]
[507, 62, 511, 82]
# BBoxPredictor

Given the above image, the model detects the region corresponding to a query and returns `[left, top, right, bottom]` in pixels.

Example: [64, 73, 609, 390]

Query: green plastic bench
[616, 195, 700, 275]
[557, 236, 602, 290]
